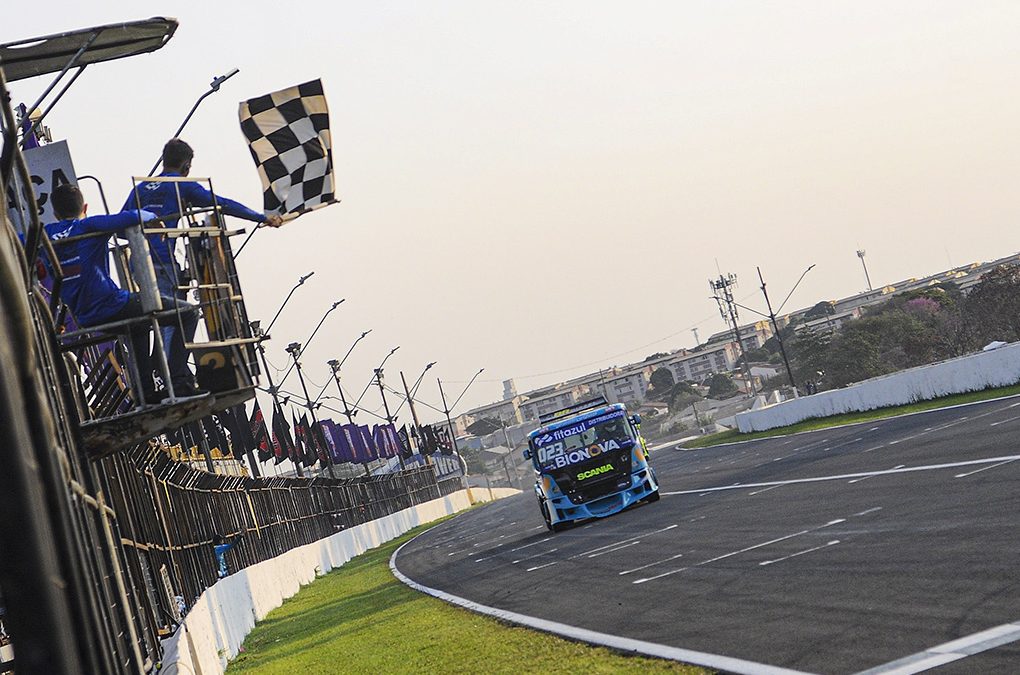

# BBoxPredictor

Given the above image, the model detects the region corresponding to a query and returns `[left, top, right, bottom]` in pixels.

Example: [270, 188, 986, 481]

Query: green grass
[226, 522, 706, 675]
[683, 383, 1020, 449]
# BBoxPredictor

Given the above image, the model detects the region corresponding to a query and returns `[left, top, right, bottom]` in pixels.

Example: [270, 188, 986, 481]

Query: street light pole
[327, 360, 357, 425]
[247, 270, 315, 478]
[315, 330, 371, 407]
[279, 299, 345, 388]
[148, 68, 240, 176]
[757, 266, 797, 391]
[374, 368, 404, 471]
[353, 347, 400, 411]
[287, 341, 336, 478]
[857, 249, 873, 292]
[437, 368, 484, 480]
[266, 271, 314, 335]
[400, 365, 434, 463]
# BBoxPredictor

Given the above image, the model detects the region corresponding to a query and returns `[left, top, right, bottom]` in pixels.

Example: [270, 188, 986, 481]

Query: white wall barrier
[736, 342, 1020, 433]
[158, 487, 519, 675]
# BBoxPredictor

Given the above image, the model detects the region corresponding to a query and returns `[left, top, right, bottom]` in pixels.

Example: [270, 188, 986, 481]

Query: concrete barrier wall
[158, 487, 519, 675]
[736, 343, 1020, 433]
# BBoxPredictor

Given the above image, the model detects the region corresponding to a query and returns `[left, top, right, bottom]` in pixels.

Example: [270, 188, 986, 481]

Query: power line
[443, 292, 759, 384]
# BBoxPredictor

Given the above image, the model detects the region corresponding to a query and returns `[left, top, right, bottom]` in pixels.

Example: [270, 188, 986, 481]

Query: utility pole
[710, 273, 755, 396]
[857, 249, 873, 292]
[691, 327, 700, 346]
[375, 368, 405, 470]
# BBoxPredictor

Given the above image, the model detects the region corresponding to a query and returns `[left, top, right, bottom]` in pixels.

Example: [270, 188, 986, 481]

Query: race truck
[523, 397, 659, 531]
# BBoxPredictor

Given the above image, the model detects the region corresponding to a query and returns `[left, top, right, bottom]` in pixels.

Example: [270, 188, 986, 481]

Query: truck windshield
[533, 410, 634, 471]
[560, 415, 632, 451]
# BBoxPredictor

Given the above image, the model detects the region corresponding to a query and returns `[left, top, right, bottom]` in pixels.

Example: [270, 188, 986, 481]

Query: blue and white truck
[523, 398, 659, 531]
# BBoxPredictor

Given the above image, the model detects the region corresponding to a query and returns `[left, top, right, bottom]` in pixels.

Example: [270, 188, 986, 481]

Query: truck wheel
[643, 490, 660, 503]
[540, 501, 554, 531]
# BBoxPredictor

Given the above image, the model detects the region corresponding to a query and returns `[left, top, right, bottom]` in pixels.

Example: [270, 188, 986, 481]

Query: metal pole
[266, 272, 314, 335]
[375, 369, 405, 471]
[315, 330, 371, 407]
[757, 266, 796, 391]
[288, 343, 335, 478]
[354, 347, 400, 410]
[451, 368, 485, 412]
[400, 370, 429, 465]
[437, 378, 465, 479]
[330, 364, 357, 425]
[279, 299, 345, 388]
[255, 338, 302, 477]
[148, 69, 240, 176]
[712, 274, 755, 396]
[857, 250, 873, 292]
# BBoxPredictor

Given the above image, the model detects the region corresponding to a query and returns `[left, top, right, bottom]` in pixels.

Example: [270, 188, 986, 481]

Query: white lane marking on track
[588, 540, 641, 558]
[989, 415, 1020, 427]
[853, 507, 883, 517]
[749, 485, 782, 496]
[570, 524, 677, 559]
[475, 536, 552, 562]
[848, 465, 904, 484]
[620, 553, 685, 576]
[526, 561, 558, 572]
[1011, 401, 1020, 408]
[633, 519, 846, 584]
[529, 525, 545, 531]
[856, 620, 1020, 674]
[449, 534, 508, 556]
[509, 537, 552, 553]
[661, 455, 1020, 495]
[760, 540, 840, 566]
[512, 548, 558, 565]
[861, 446, 884, 453]
[391, 539, 816, 675]
[954, 458, 1020, 479]
[868, 427, 880, 431]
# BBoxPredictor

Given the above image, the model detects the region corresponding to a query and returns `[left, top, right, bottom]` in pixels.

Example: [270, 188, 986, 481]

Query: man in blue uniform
[123, 138, 282, 298]
[123, 139, 282, 391]
[47, 184, 200, 403]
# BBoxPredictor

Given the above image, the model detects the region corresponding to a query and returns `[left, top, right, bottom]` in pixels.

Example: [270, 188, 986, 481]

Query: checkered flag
[238, 79, 338, 219]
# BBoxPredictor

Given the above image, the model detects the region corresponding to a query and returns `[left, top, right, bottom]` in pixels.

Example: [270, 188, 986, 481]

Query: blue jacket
[123, 171, 265, 265]
[45, 211, 151, 326]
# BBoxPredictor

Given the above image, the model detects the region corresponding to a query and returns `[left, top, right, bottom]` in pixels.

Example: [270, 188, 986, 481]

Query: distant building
[706, 320, 774, 351]
[502, 378, 517, 400]
[603, 367, 652, 405]
[666, 342, 739, 384]
[457, 395, 524, 430]
[519, 387, 589, 423]
[795, 307, 864, 335]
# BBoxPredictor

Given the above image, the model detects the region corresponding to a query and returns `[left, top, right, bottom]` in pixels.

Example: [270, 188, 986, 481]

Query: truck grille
[549, 449, 632, 504]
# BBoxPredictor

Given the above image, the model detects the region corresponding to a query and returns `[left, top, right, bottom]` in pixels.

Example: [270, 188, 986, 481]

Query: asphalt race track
[394, 397, 1020, 674]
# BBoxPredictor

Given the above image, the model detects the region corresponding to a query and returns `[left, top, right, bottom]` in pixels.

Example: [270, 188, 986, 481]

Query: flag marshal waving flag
[238, 79, 337, 220]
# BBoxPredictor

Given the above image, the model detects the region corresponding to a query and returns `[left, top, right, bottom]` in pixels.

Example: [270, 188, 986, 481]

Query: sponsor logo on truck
[577, 463, 614, 481]
[538, 439, 622, 469]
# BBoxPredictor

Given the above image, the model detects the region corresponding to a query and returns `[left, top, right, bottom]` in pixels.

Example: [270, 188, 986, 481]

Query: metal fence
[89, 443, 458, 669]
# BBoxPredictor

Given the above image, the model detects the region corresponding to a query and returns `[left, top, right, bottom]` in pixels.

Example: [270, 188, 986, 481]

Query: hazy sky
[7, 2, 1020, 424]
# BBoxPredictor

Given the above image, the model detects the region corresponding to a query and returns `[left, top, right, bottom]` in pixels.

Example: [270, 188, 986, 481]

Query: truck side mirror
[522, 448, 532, 460]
